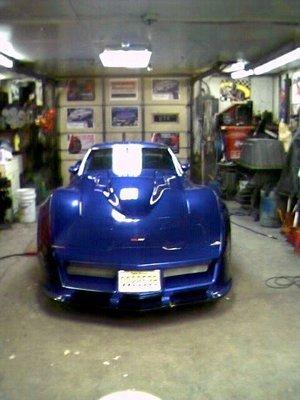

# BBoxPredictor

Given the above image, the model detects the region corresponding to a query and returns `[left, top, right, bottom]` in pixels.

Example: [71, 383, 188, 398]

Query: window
[84, 146, 176, 174]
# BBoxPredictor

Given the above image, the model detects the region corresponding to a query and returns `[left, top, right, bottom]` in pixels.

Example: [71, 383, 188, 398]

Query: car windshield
[83, 146, 176, 175]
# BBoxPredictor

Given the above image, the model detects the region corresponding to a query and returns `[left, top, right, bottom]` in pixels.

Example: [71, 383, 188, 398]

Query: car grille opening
[67, 263, 116, 278]
[66, 263, 209, 279]
[163, 264, 208, 277]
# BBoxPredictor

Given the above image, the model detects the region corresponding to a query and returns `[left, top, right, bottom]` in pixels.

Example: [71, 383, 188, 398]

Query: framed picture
[111, 106, 139, 127]
[67, 79, 95, 101]
[109, 79, 138, 100]
[279, 75, 291, 123]
[152, 113, 179, 123]
[291, 71, 300, 105]
[151, 132, 180, 153]
[67, 108, 94, 129]
[67, 134, 95, 154]
[152, 79, 180, 100]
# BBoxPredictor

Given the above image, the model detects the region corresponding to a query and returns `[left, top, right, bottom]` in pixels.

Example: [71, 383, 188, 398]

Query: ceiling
[0, 0, 299, 78]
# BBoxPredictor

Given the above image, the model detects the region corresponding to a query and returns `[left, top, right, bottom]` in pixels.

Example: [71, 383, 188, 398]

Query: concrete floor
[0, 204, 299, 400]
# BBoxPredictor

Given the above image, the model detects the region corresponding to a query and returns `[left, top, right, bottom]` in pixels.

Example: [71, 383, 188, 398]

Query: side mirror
[181, 162, 190, 172]
[69, 160, 81, 175]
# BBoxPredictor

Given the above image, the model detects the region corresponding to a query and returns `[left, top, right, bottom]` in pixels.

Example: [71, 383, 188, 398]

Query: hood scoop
[93, 172, 176, 218]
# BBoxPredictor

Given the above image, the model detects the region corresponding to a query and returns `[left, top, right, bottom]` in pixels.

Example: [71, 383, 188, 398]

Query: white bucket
[17, 188, 36, 223]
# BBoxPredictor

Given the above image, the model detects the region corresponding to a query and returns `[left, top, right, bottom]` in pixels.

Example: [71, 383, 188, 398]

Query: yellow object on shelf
[13, 133, 21, 152]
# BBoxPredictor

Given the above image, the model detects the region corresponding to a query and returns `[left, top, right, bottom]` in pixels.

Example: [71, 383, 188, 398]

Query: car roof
[91, 141, 168, 150]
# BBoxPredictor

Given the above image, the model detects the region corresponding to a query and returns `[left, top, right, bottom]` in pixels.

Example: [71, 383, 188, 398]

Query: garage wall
[251, 77, 276, 117]
[57, 77, 191, 185]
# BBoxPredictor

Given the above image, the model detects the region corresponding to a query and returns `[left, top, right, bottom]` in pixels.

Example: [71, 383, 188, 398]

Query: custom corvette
[38, 142, 231, 310]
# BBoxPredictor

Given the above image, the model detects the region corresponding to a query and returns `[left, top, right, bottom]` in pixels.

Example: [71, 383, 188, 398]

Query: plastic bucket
[17, 188, 36, 223]
[259, 190, 281, 228]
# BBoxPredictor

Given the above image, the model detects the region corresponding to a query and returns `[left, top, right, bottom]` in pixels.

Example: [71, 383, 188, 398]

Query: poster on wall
[279, 75, 290, 122]
[67, 108, 94, 129]
[67, 79, 95, 101]
[109, 79, 138, 100]
[67, 134, 95, 154]
[151, 132, 180, 153]
[219, 79, 251, 102]
[291, 71, 300, 105]
[111, 106, 139, 127]
[152, 113, 179, 123]
[152, 79, 180, 100]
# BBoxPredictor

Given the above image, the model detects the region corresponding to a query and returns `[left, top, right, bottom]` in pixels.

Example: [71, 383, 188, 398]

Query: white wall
[251, 77, 274, 116]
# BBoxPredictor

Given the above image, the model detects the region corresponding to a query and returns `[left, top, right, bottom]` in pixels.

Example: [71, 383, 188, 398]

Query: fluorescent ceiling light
[0, 53, 13, 68]
[231, 69, 253, 79]
[254, 47, 300, 75]
[0, 38, 24, 60]
[224, 60, 248, 73]
[99, 48, 152, 68]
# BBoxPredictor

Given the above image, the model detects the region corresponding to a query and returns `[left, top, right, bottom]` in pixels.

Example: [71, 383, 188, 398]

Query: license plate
[118, 270, 161, 293]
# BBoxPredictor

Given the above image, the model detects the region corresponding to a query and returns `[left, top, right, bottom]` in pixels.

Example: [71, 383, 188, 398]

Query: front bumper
[44, 280, 232, 311]
[41, 256, 232, 311]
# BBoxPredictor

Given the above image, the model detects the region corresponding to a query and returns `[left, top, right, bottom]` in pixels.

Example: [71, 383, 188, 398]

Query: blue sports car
[38, 142, 231, 310]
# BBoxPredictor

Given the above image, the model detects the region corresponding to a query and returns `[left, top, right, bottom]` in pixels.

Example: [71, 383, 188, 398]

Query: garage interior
[0, 1, 300, 399]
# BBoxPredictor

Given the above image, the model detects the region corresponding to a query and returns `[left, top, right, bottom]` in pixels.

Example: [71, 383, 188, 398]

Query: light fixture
[224, 60, 248, 73]
[231, 46, 300, 79]
[99, 47, 152, 68]
[0, 53, 13, 68]
[231, 69, 254, 79]
[0, 37, 24, 60]
[254, 47, 300, 75]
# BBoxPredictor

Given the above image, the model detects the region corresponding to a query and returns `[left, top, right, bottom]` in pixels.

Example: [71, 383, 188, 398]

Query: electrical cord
[231, 220, 279, 240]
[0, 252, 37, 261]
[0, 252, 37, 282]
[265, 276, 300, 289]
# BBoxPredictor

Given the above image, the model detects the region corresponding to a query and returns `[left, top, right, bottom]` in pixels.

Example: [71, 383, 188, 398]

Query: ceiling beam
[0, 17, 299, 25]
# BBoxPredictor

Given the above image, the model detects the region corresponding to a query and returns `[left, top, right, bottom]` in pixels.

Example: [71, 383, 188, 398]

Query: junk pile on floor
[216, 104, 300, 255]
[277, 130, 300, 254]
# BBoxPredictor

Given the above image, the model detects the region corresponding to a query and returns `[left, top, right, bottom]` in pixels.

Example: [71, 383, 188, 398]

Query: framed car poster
[111, 106, 139, 127]
[109, 79, 138, 100]
[67, 79, 95, 101]
[279, 75, 290, 123]
[152, 79, 180, 100]
[151, 132, 180, 153]
[152, 113, 179, 123]
[67, 133, 95, 154]
[67, 108, 94, 129]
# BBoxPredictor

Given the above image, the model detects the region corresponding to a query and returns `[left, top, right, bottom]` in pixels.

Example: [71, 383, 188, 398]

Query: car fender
[49, 188, 81, 246]
[185, 185, 229, 253]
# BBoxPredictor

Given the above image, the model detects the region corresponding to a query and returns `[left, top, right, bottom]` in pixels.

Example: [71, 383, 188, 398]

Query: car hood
[51, 171, 223, 263]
